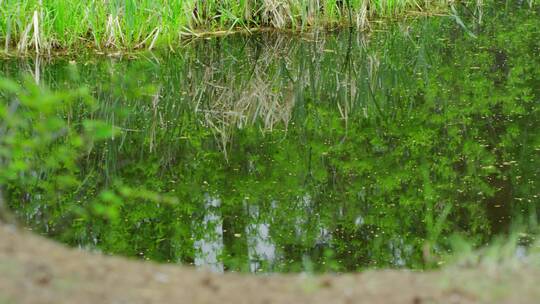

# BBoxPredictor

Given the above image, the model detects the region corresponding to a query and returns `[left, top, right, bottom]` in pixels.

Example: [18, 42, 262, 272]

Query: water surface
[1, 3, 539, 273]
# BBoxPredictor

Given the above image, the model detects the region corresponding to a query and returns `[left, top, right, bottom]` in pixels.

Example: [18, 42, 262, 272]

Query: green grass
[0, 0, 450, 54]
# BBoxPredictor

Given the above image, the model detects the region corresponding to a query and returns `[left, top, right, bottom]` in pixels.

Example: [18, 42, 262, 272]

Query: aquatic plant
[0, 0, 453, 54]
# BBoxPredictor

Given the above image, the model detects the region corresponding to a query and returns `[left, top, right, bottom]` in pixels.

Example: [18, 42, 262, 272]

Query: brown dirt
[0, 223, 538, 304]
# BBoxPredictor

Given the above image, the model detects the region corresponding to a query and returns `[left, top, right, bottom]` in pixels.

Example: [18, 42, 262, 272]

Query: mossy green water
[0, 2, 539, 273]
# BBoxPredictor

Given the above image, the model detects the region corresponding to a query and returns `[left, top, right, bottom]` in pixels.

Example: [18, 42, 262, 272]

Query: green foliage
[0, 75, 181, 260]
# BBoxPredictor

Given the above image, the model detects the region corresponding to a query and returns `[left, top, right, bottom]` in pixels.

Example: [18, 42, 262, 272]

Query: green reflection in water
[2, 3, 539, 273]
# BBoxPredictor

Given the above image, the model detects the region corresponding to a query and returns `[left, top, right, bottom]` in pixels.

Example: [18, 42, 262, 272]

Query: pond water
[1, 3, 539, 273]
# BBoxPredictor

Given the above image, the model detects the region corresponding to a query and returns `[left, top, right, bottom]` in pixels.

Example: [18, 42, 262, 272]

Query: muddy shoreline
[0, 223, 538, 304]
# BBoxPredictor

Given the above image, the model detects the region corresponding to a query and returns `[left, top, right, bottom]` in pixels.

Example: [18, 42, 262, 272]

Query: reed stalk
[0, 0, 451, 54]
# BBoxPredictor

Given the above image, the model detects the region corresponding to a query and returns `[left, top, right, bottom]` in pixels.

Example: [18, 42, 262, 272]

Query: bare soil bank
[0, 223, 538, 304]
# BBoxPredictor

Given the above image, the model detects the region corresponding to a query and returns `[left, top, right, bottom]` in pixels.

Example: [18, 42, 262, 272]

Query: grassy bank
[0, 0, 450, 55]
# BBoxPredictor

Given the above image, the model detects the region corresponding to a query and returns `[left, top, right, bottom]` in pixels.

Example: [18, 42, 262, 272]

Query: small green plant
[0, 77, 179, 255]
